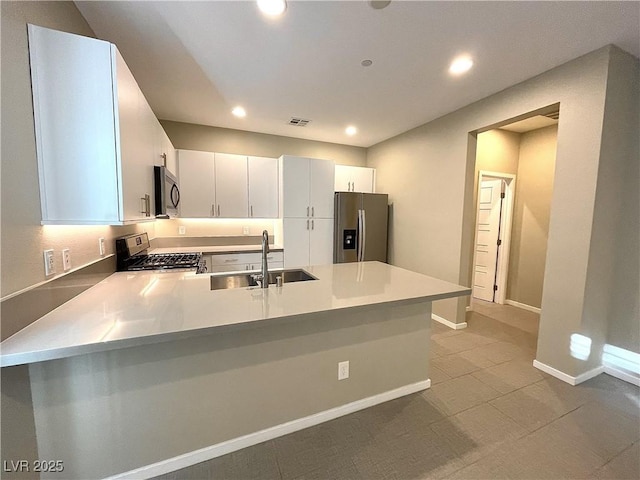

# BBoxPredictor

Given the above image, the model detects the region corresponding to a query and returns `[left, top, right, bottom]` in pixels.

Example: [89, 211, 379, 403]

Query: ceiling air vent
[288, 117, 311, 127]
[544, 111, 560, 120]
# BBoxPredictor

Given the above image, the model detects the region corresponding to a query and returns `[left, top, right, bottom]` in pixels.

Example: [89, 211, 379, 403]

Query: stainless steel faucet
[260, 229, 269, 289]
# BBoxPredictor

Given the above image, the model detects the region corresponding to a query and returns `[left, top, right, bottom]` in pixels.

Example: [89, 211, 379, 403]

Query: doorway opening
[469, 106, 559, 321]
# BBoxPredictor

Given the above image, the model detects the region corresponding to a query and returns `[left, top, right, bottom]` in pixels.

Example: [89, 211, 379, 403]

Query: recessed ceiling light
[449, 55, 473, 76]
[257, 0, 287, 17]
[361, 59, 373, 67]
[346, 126, 357, 136]
[232, 106, 246, 118]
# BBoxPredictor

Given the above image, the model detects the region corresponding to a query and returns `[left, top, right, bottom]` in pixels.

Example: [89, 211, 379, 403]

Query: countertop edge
[0, 287, 470, 368]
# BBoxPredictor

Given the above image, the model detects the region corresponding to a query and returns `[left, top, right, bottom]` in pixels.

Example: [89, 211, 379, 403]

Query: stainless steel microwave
[154, 166, 180, 218]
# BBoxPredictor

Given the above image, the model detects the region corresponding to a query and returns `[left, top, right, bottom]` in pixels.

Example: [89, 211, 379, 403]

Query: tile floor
[154, 301, 640, 480]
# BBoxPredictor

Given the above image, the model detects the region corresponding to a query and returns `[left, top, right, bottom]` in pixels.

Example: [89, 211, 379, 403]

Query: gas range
[115, 233, 206, 273]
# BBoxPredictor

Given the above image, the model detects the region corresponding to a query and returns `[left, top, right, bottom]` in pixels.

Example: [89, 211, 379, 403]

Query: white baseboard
[432, 313, 467, 330]
[604, 366, 640, 387]
[107, 379, 431, 480]
[533, 359, 604, 386]
[505, 299, 541, 314]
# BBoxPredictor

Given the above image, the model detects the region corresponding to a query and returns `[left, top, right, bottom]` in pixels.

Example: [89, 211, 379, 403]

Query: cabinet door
[334, 165, 352, 192]
[309, 158, 335, 219]
[28, 25, 120, 223]
[309, 218, 334, 266]
[158, 125, 177, 175]
[283, 218, 311, 268]
[117, 49, 154, 223]
[248, 156, 278, 218]
[214, 153, 248, 218]
[177, 150, 215, 217]
[351, 167, 375, 193]
[282, 156, 310, 218]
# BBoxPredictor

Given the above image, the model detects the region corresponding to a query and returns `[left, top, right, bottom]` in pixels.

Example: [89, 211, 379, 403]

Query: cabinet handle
[217, 205, 221, 217]
[211, 204, 215, 217]
[306, 219, 309, 230]
[311, 206, 314, 217]
[349, 181, 352, 191]
[224, 259, 239, 263]
[250, 205, 253, 217]
[141, 194, 150, 216]
[307, 206, 309, 217]
[312, 219, 314, 230]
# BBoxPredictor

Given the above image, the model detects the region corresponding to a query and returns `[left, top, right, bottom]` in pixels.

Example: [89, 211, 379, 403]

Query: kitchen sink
[210, 269, 317, 290]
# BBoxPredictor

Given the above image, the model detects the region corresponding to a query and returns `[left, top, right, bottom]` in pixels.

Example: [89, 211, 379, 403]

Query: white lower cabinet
[205, 252, 284, 273]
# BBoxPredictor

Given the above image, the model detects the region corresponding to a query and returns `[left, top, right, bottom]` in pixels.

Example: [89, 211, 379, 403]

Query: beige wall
[592, 49, 640, 355]
[475, 129, 521, 175]
[161, 120, 367, 167]
[0, 1, 152, 298]
[367, 46, 636, 378]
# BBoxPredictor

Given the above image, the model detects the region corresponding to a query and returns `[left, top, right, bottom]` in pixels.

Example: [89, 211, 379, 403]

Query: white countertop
[0, 262, 469, 367]
[150, 245, 283, 255]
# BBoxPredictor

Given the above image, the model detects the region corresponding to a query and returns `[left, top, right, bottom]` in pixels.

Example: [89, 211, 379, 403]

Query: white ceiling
[75, 1, 640, 148]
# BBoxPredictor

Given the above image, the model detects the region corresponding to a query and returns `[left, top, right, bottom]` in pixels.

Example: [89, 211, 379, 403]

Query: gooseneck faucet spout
[261, 229, 269, 289]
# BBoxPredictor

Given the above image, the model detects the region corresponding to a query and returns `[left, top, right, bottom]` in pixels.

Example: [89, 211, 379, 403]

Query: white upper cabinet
[177, 150, 279, 219]
[334, 165, 375, 193]
[280, 156, 335, 219]
[177, 150, 216, 218]
[28, 25, 161, 224]
[214, 153, 249, 218]
[158, 125, 177, 175]
[248, 156, 278, 218]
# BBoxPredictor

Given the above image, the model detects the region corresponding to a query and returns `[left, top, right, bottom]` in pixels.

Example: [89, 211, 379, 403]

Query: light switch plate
[242, 226, 250, 235]
[178, 226, 186, 235]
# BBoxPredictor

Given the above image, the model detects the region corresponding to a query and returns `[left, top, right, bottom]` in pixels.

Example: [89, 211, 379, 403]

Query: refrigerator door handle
[361, 209, 366, 261]
[356, 209, 362, 261]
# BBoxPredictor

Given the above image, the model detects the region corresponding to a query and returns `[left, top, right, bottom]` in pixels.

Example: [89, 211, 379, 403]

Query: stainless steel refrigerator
[334, 192, 389, 263]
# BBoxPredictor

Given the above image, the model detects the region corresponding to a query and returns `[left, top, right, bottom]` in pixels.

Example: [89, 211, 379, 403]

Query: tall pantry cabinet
[279, 156, 335, 268]
[28, 25, 171, 224]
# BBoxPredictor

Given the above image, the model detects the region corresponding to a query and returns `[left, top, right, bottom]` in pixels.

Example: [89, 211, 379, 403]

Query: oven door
[154, 166, 180, 218]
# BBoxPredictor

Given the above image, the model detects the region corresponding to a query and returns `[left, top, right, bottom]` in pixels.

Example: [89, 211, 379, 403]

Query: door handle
[361, 209, 366, 260]
[356, 209, 363, 261]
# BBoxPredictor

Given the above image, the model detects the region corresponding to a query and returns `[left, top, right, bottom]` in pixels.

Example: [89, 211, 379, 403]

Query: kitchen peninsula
[1, 262, 469, 479]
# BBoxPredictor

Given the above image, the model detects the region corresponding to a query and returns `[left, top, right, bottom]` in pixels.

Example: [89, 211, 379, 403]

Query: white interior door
[473, 179, 503, 301]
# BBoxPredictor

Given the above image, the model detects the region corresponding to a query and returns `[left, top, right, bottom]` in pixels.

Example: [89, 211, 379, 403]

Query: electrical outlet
[98, 237, 106, 256]
[43, 249, 55, 276]
[338, 361, 350, 380]
[178, 226, 186, 235]
[62, 248, 72, 271]
[242, 226, 250, 235]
